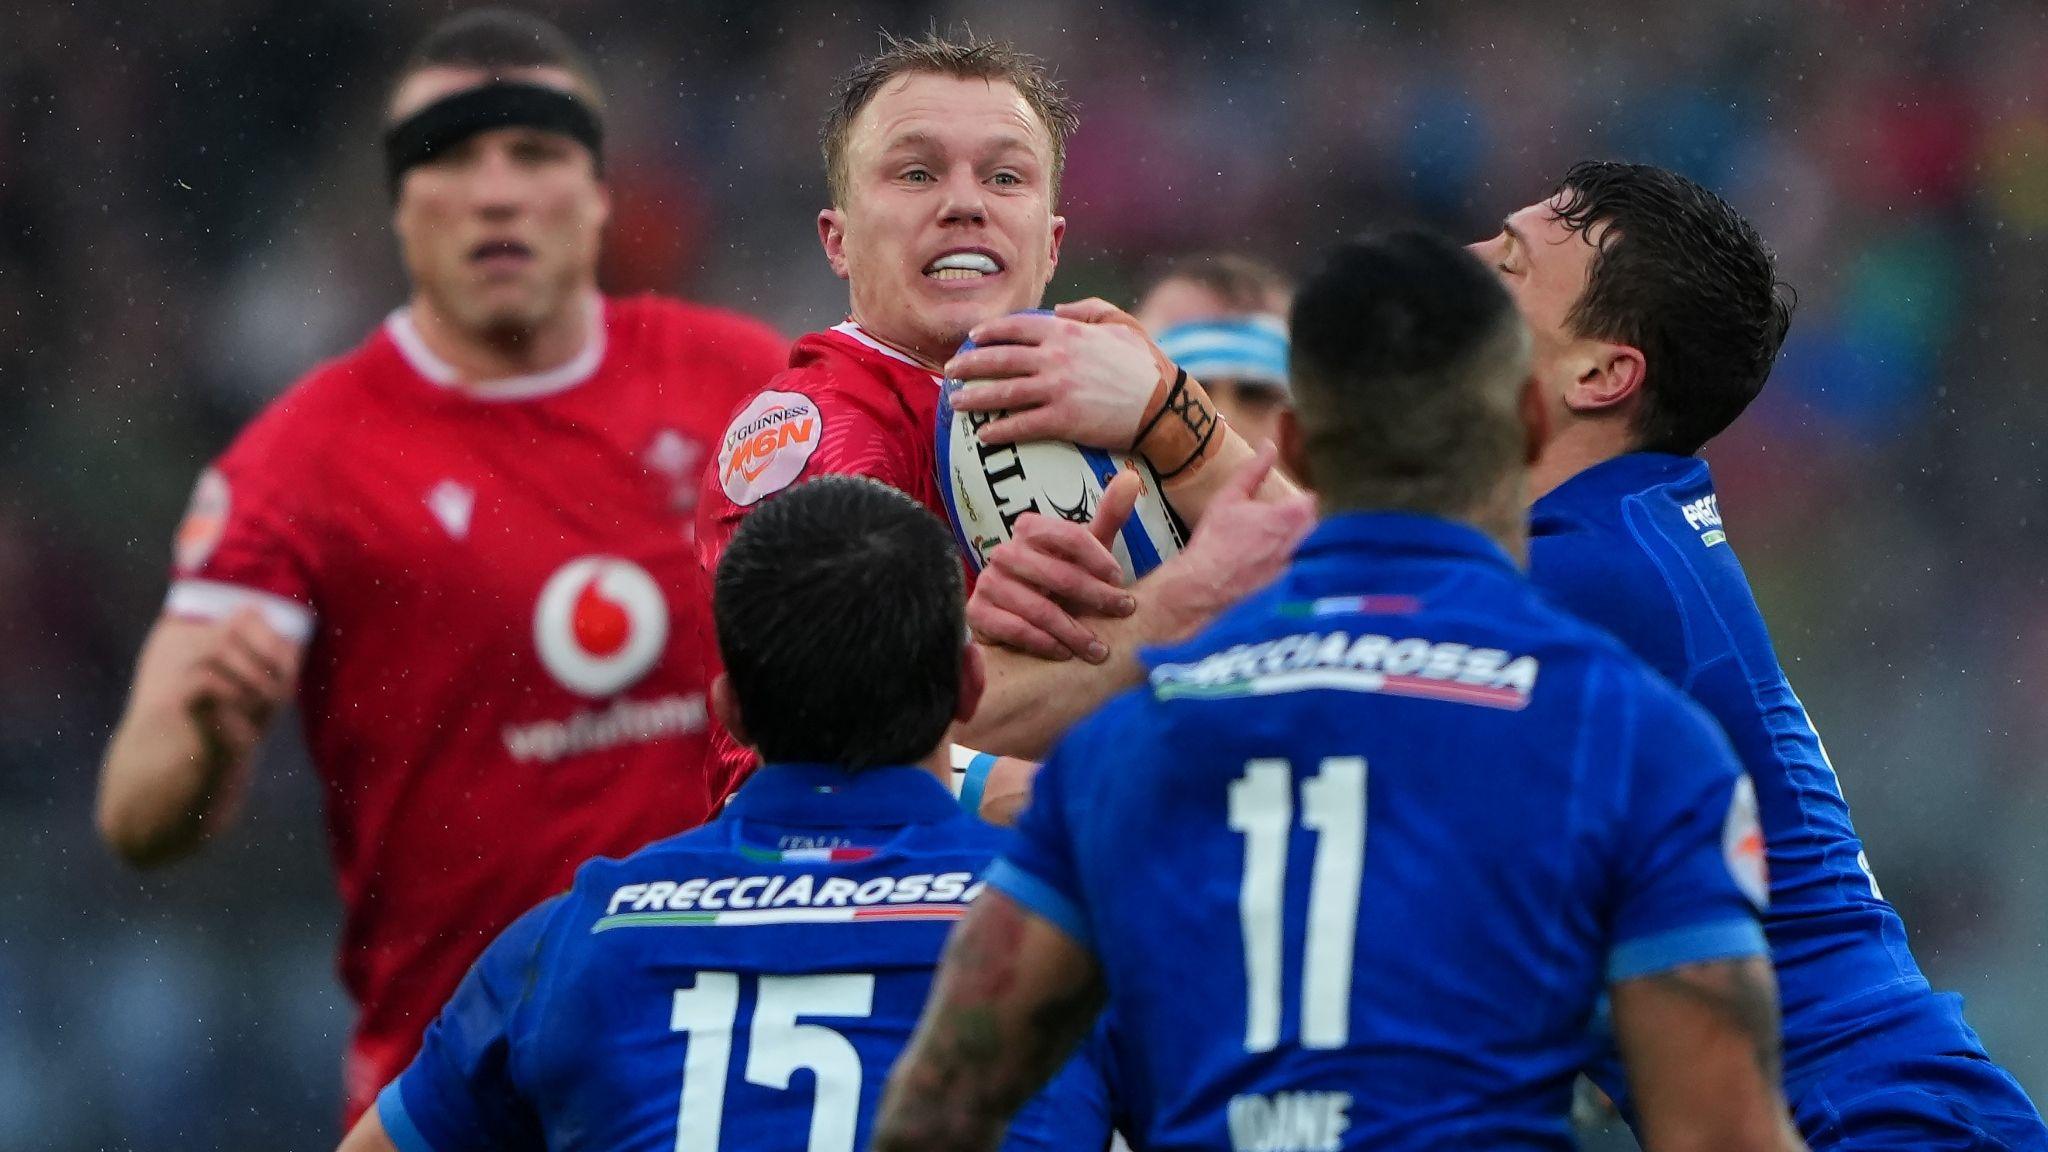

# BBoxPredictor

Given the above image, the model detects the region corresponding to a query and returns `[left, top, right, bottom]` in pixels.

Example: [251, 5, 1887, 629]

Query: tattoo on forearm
[874, 897, 1104, 1152]
[1647, 957, 1783, 1085]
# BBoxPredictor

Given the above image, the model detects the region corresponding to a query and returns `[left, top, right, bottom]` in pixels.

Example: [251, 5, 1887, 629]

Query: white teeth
[925, 252, 1000, 275]
[930, 268, 987, 281]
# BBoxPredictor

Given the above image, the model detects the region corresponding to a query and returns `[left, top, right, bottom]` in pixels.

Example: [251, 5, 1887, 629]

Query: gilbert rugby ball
[936, 313, 1186, 581]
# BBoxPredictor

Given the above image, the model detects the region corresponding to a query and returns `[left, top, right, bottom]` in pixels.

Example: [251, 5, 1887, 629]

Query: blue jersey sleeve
[984, 706, 1122, 952]
[376, 896, 564, 1152]
[1606, 682, 1769, 984]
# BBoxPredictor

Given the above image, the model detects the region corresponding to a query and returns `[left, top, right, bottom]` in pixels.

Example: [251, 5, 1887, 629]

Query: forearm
[955, 585, 1203, 760]
[1617, 956, 1806, 1152]
[96, 703, 244, 867]
[873, 893, 1103, 1152]
[1160, 423, 1301, 526]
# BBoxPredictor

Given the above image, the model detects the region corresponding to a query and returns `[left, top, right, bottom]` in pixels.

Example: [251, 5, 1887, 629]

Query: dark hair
[1143, 252, 1292, 315]
[1289, 229, 1530, 517]
[1552, 161, 1794, 455]
[714, 476, 966, 770]
[822, 29, 1079, 206]
[391, 8, 604, 115]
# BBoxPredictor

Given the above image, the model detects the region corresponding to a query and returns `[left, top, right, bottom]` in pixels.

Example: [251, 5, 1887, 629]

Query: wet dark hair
[1290, 229, 1530, 517]
[714, 477, 966, 770]
[1553, 161, 1794, 455]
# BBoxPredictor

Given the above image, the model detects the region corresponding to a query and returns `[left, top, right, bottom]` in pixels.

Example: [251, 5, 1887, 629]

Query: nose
[937, 167, 988, 227]
[1466, 234, 1499, 261]
[467, 142, 529, 219]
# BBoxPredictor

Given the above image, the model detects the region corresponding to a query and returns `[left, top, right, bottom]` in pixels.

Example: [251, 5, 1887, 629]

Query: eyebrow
[1502, 217, 1532, 258]
[880, 130, 1040, 162]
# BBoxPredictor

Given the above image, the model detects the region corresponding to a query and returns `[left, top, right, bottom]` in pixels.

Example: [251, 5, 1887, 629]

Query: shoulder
[1530, 486, 1696, 678]
[208, 335, 391, 479]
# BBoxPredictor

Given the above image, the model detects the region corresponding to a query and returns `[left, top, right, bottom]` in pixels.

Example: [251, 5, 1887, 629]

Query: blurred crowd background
[5, 0, 2046, 1147]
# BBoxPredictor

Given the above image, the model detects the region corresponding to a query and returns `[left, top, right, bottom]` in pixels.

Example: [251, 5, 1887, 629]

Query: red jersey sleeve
[694, 369, 920, 576]
[163, 402, 323, 644]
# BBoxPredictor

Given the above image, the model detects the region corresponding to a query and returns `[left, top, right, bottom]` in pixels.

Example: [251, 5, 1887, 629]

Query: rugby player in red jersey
[697, 32, 1312, 793]
[93, 9, 784, 1123]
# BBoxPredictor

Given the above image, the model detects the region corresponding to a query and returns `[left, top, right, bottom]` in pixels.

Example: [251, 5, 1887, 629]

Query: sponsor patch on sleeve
[174, 467, 231, 572]
[717, 390, 822, 507]
[1722, 774, 1769, 909]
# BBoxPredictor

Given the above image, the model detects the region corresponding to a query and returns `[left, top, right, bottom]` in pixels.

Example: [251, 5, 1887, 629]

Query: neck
[1528, 417, 1637, 502]
[1319, 476, 1532, 567]
[843, 308, 951, 371]
[408, 291, 596, 385]
[913, 742, 953, 788]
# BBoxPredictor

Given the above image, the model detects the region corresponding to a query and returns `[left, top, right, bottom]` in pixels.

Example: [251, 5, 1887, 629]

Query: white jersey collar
[387, 294, 607, 401]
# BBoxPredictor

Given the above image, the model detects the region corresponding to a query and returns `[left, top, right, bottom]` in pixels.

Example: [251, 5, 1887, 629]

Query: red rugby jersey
[163, 293, 785, 1121]
[693, 322, 965, 799]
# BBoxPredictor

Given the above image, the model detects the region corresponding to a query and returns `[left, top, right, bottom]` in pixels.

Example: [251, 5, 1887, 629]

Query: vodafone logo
[533, 557, 669, 698]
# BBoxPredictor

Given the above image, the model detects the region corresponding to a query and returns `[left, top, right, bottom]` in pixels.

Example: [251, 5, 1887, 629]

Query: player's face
[821, 73, 1066, 363]
[1468, 195, 1607, 428]
[389, 66, 609, 341]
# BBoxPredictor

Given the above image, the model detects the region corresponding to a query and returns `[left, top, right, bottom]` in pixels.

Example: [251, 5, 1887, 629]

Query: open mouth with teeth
[924, 251, 1002, 281]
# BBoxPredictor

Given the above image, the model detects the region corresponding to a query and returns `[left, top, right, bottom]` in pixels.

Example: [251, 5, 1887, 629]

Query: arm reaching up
[954, 445, 1314, 760]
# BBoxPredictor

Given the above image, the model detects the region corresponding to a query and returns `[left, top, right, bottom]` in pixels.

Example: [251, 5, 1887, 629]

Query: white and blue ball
[936, 317, 1186, 581]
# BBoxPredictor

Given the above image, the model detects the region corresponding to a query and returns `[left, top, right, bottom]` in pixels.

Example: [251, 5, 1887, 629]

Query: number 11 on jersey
[1228, 757, 1368, 1054]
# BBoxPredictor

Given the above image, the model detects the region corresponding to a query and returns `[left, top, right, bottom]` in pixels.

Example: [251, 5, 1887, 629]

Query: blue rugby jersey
[991, 512, 1769, 1152]
[1529, 453, 2025, 1110]
[376, 763, 1111, 1152]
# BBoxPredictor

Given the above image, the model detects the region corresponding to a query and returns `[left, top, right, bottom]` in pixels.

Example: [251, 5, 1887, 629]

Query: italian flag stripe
[735, 845, 879, 864]
[592, 904, 964, 932]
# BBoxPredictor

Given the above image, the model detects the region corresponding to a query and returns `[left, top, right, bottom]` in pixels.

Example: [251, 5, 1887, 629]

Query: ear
[1046, 213, 1067, 274]
[954, 641, 987, 726]
[710, 674, 750, 748]
[1519, 374, 1552, 465]
[1277, 406, 1315, 494]
[818, 208, 851, 281]
[1562, 342, 1646, 416]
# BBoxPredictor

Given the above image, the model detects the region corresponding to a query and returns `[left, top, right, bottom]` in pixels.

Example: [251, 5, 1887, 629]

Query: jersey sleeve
[984, 707, 1122, 953]
[1604, 678, 1770, 984]
[375, 896, 564, 1152]
[163, 411, 322, 645]
[695, 371, 921, 579]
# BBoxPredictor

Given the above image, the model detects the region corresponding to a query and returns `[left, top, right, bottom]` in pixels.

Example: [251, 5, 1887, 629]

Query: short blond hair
[820, 30, 1079, 206]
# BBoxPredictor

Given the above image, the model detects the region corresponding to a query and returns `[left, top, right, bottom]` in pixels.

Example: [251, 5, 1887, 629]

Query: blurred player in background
[340, 476, 1110, 1152]
[1135, 253, 1294, 465]
[967, 160, 2048, 1149]
[696, 30, 1312, 788]
[94, 9, 785, 1122]
[878, 230, 1805, 1152]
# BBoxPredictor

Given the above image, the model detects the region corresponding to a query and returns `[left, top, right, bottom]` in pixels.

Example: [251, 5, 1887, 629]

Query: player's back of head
[1553, 161, 1792, 455]
[714, 476, 965, 770]
[1287, 228, 1532, 520]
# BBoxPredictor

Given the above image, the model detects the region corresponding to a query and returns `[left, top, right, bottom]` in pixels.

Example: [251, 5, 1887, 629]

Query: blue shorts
[1794, 1052, 2048, 1151]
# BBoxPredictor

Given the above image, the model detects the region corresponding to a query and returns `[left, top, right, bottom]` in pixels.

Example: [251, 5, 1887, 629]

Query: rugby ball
[936, 316, 1186, 581]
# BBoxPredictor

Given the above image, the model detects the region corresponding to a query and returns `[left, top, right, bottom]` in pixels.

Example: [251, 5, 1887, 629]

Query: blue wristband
[959, 752, 998, 815]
